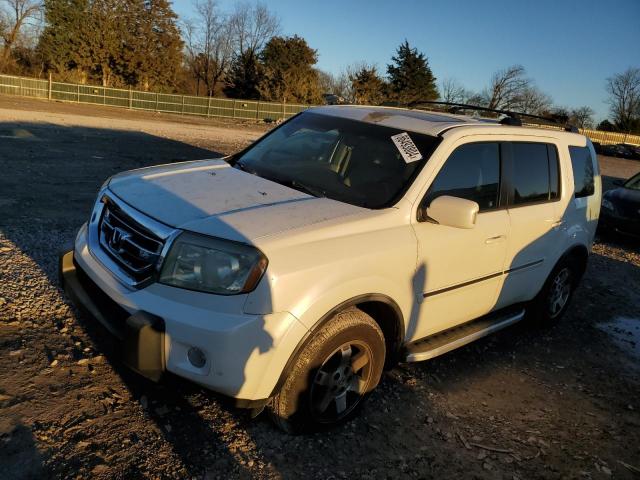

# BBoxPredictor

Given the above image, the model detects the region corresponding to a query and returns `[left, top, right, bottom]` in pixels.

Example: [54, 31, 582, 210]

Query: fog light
[187, 347, 206, 368]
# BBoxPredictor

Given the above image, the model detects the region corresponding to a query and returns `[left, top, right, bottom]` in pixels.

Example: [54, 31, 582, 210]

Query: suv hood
[107, 159, 366, 242]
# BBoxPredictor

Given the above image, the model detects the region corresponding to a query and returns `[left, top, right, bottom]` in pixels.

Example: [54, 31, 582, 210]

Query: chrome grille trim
[87, 189, 179, 289]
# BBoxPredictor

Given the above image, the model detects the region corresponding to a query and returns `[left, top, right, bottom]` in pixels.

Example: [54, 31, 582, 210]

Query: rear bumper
[59, 224, 309, 403]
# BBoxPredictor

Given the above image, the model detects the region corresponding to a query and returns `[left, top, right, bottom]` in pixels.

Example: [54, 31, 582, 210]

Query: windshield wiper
[288, 179, 326, 198]
[235, 161, 325, 198]
[234, 160, 257, 175]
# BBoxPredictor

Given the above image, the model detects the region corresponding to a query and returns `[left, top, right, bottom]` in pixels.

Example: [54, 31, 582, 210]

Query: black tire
[269, 307, 386, 434]
[528, 256, 581, 325]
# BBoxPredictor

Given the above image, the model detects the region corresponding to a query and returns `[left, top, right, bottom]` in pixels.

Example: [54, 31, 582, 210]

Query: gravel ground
[1, 97, 640, 480]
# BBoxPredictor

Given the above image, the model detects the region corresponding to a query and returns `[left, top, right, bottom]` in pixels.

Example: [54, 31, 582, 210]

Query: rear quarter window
[569, 146, 595, 198]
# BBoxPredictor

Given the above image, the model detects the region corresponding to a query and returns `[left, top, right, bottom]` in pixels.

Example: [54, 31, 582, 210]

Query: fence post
[232, 100, 236, 118]
[103, 86, 106, 105]
[20, 77, 23, 97]
[128, 86, 132, 109]
[48, 73, 52, 101]
[181, 95, 185, 115]
[207, 96, 211, 117]
[77, 83, 80, 103]
[155, 92, 159, 112]
[256, 101, 260, 121]
[282, 101, 286, 121]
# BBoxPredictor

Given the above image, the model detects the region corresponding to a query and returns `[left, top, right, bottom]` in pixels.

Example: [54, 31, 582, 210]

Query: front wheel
[269, 307, 386, 434]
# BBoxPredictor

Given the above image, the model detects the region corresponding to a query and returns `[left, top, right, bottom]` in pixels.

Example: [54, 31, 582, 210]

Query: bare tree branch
[484, 65, 530, 110]
[186, 0, 233, 96]
[228, 1, 279, 57]
[439, 77, 468, 104]
[568, 106, 595, 129]
[512, 86, 552, 115]
[606, 67, 640, 132]
[0, 0, 42, 68]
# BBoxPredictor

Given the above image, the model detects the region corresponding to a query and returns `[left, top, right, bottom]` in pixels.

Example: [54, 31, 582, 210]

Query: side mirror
[425, 195, 479, 229]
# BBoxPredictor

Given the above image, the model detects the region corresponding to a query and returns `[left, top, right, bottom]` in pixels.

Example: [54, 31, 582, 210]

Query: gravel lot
[1, 97, 639, 480]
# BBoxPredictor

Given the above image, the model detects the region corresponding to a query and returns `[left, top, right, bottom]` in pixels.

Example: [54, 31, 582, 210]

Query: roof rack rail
[407, 100, 579, 133]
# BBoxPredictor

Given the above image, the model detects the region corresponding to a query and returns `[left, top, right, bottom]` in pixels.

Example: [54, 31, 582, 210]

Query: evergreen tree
[224, 50, 261, 99]
[349, 65, 386, 105]
[258, 35, 321, 104]
[127, 0, 183, 90]
[386, 40, 438, 105]
[38, 0, 91, 79]
[39, 0, 182, 89]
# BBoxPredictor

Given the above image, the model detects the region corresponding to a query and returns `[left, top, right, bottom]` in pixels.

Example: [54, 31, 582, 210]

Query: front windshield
[624, 172, 640, 190]
[233, 112, 440, 208]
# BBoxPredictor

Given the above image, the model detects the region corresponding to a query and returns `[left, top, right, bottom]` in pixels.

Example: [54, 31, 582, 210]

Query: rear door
[495, 141, 563, 308]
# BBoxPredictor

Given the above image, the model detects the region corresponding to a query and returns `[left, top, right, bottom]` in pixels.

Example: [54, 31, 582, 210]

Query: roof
[310, 105, 586, 143]
[311, 105, 487, 137]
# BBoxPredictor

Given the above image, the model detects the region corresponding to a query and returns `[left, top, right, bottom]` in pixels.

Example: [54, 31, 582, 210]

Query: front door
[408, 141, 510, 341]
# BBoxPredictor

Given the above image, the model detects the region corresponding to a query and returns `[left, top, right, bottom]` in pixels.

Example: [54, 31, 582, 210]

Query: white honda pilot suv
[60, 105, 601, 433]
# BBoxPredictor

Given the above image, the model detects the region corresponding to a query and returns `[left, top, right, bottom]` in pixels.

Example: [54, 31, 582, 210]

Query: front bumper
[59, 224, 308, 403]
[599, 210, 640, 238]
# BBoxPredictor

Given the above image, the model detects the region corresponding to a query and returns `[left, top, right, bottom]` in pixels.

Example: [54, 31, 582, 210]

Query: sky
[172, 0, 640, 122]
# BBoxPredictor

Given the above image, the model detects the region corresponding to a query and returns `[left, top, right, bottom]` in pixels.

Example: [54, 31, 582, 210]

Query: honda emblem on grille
[108, 227, 130, 253]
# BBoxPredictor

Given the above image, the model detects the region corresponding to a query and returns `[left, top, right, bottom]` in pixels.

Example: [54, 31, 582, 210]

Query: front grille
[98, 201, 164, 282]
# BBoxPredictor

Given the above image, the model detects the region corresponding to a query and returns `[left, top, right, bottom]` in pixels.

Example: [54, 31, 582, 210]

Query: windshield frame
[228, 110, 442, 209]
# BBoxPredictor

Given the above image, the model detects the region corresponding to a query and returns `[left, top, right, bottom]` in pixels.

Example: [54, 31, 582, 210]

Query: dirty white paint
[107, 158, 367, 242]
[597, 316, 640, 361]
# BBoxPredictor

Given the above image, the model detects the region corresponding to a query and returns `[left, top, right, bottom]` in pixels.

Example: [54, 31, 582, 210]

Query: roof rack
[407, 100, 579, 133]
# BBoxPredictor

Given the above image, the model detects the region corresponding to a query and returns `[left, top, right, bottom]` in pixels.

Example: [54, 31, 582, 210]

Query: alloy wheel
[548, 267, 572, 318]
[309, 341, 373, 423]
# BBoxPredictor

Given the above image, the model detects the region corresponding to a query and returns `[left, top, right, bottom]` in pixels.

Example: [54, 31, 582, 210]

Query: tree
[84, 0, 124, 86]
[132, 0, 183, 91]
[39, 0, 182, 89]
[568, 106, 595, 129]
[223, 1, 278, 99]
[258, 35, 321, 104]
[229, 1, 278, 58]
[349, 64, 385, 105]
[606, 67, 640, 132]
[317, 67, 353, 102]
[483, 65, 530, 110]
[0, 0, 42, 70]
[38, 0, 91, 80]
[596, 119, 616, 132]
[439, 78, 468, 105]
[512, 86, 552, 115]
[184, 0, 231, 96]
[386, 40, 438, 104]
[224, 48, 261, 98]
[544, 106, 570, 123]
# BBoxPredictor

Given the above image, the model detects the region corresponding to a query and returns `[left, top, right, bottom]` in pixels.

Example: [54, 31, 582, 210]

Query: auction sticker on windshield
[391, 132, 423, 163]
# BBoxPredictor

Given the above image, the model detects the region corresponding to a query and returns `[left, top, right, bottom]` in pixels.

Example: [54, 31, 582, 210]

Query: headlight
[601, 198, 615, 212]
[159, 232, 268, 295]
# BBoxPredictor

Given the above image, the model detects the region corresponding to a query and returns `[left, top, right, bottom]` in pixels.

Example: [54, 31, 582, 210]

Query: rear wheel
[269, 307, 385, 434]
[528, 257, 580, 325]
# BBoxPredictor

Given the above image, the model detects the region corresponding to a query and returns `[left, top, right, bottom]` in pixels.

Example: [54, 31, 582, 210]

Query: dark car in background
[593, 142, 640, 160]
[600, 171, 640, 238]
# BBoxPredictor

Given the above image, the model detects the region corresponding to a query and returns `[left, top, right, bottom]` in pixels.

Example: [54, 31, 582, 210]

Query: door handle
[485, 235, 506, 244]
[546, 219, 564, 228]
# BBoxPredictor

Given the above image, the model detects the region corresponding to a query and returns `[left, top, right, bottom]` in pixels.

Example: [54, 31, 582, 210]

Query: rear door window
[568, 146, 595, 198]
[507, 142, 561, 206]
